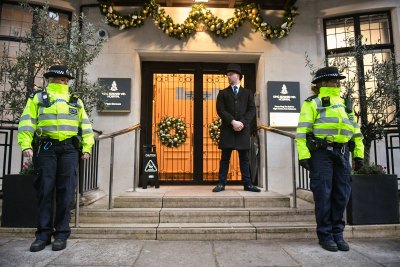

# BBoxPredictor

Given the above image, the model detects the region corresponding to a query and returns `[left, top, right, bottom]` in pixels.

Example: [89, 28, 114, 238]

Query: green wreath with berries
[157, 116, 187, 148]
[208, 118, 221, 145]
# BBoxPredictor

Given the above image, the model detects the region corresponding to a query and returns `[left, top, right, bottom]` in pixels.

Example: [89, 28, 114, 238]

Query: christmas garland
[99, 0, 298, 40]
[157, 116, 187, 147]
[209, 118, 221, 145]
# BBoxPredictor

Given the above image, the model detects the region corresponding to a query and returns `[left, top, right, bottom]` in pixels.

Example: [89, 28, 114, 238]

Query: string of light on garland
[99, 0, 298, 40]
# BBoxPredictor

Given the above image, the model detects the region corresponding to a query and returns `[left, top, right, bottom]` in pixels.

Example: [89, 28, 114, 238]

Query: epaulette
[305, 95, 318, 102]
[28, 88, 43, 98]
[69, 93, 82, 108]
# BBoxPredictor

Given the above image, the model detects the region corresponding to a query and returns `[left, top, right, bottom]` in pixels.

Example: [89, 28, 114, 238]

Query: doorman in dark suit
[213, 64, 260, 192]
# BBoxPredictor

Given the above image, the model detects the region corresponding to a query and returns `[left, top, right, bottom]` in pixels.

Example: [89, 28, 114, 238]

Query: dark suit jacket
[216, 85, 256, 150]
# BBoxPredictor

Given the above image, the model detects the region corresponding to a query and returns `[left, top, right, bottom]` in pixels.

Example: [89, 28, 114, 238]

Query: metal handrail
[98, 123, 141, 210]
[74, 123, 141, 226]
[257, 125, 297, 208]
[98, 123, 141, 140]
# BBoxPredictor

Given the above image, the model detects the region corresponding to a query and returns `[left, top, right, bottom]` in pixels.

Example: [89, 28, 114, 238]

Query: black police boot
[52, 239, 67, 251]
[336, 239, 350, 251]
[319, 240, 338, 252]
[212, 184, 225, 192]
[30, 239, 51, 252]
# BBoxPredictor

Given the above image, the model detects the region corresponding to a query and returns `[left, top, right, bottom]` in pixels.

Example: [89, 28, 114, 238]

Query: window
[0, 2, 71, 120]
[324, 12, 396, 125]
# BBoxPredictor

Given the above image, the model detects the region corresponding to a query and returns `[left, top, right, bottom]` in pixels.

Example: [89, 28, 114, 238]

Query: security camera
[97, 28, 108, 40]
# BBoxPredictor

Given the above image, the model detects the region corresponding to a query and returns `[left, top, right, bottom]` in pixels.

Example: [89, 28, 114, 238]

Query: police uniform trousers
[33, 142, 78, 241]
[309, 144, 351, 242]
[218, 149, 252, 186]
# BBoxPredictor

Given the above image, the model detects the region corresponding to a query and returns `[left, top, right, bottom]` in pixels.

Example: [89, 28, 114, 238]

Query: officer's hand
[354, 157, 364, 171]
[81, 152, 90, 160]
[23, 149, 33, 158]
[299, 159, 311, 171]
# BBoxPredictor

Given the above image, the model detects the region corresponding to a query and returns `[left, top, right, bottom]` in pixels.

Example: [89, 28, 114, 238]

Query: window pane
[363, 50, 396, 123]
[0, 4, 33, 38]
[325, 17, 355, 49]
[360, 14, 391, 45]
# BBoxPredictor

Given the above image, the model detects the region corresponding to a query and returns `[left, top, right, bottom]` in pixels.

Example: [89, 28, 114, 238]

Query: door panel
[151, 73, 194, 181]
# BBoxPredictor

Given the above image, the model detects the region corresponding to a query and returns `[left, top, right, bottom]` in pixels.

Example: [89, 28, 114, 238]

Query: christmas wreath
[157, 116, 187, 147]
[209, 118, 221, 145]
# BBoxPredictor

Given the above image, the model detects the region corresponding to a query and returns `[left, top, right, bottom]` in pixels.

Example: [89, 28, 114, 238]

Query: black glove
[299, 159, 311, 171]
[354, 157, 364, 171]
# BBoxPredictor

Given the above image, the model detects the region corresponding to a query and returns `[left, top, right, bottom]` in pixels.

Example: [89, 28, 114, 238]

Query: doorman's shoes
[319, 240, 338, 252]
[52, 239, 67, 251]
[30, 239, 51, 252]
[212, 184, 225, 192]
[336, 240, 350, 251]
[244, 185, 261, 192]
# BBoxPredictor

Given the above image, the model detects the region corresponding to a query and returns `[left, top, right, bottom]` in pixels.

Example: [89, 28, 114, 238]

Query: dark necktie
[233, 85, 238, 95]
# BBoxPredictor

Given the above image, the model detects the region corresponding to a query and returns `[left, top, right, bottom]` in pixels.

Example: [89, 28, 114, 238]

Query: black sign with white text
[267, 81, 300, 127]
[98, 78, 131, 112]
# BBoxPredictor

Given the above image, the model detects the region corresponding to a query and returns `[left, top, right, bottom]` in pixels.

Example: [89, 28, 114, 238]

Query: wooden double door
[140, 62, 256, 183]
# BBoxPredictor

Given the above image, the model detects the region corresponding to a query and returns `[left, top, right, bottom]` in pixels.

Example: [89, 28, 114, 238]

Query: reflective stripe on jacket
[295, 87, 364, 160]
[18, 83, 94, 153]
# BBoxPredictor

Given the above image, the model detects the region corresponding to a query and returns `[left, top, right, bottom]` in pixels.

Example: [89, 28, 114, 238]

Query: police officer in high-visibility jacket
[296, 66, 364, 252]
[18, 65, 94, 252]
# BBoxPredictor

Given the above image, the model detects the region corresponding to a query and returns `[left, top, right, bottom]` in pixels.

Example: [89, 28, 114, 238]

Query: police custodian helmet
[43, 65, 75, 79]
[312, 66, 346, 84]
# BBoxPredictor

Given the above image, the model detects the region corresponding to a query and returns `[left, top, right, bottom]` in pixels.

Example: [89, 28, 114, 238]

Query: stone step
[113, 196, 162, 208]
[74, 208, 314, 224]
[249, 209, 315, 223]
[157, 223, 257, 240]
[74, 209, 160, 224]
[2, 223, 399, 241]
[113, 195, 290, 209]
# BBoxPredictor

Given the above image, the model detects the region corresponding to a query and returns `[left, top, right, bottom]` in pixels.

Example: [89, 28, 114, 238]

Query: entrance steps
[1, 186, 399, 240]
[71, 186, 318, 240]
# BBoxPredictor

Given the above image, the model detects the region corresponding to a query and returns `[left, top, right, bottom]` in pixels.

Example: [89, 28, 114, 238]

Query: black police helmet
[312, 66, 345, 84]
[226, 63, 243, 80]
[43, 65, 75, 79]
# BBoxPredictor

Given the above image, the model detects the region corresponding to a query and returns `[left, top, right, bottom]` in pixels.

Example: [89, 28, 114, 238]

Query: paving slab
[48, 239, 143, 267]
[277, 239, 383, 267]
[213, 240, 300, 266]
[134, 241, 215, 267]
[0, 237, 71, 267]
[350, 238, 400, 266]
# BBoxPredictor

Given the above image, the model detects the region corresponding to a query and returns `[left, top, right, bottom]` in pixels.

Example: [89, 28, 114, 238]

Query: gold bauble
[252, 8, 258, 15]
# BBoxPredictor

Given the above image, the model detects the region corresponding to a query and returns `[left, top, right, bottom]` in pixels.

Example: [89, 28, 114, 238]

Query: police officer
[295, 66, 364, 252]
[18, 65, 94, 252]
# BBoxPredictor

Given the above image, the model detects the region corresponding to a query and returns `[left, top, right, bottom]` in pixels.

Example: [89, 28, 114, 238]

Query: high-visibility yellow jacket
[295, 86, 364, 160]
[18, 83, 94, 154]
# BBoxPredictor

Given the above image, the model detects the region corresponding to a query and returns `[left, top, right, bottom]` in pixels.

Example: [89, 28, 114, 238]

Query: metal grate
[151, 73, 242, 182]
